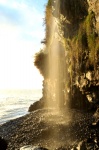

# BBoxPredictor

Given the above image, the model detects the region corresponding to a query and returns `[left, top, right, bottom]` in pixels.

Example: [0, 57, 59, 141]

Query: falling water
[45, 0, 66, 112]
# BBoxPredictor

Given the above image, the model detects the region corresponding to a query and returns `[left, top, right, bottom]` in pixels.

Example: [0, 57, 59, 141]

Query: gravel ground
[0, 109, 98, 150]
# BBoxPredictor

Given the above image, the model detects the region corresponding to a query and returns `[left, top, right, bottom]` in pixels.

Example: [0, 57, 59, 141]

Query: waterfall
[45, 0, 67, 112]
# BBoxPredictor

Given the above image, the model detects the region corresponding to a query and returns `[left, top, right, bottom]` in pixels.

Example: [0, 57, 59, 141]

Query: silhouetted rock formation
[28, 98, 44, 112]
[0, 136, 7, 150]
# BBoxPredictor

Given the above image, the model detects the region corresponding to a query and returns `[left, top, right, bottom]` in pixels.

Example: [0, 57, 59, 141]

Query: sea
[0, 89, 42, 125]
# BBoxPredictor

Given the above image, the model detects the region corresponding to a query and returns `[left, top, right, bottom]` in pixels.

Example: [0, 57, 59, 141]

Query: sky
[0, 0, 47, 89]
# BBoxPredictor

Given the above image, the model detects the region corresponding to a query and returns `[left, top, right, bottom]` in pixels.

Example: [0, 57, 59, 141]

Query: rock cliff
[30, 0, 99, 112]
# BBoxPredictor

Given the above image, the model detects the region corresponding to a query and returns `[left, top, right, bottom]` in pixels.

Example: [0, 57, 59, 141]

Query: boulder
[28, 98, 44, 112]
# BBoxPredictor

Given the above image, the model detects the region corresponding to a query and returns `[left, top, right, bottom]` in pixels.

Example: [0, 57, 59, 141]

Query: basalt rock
[74, 71, 99, 111]
[28, 98, 44, 112]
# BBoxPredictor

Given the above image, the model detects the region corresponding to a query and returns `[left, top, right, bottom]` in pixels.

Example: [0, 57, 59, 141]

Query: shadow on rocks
[0, 136, 8, 150]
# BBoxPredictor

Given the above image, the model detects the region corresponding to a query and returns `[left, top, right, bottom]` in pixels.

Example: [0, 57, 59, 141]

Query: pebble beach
[0, 108, 98, 150]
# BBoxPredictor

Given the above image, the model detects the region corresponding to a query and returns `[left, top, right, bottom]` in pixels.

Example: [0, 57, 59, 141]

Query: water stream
[45, 0, 67, 112]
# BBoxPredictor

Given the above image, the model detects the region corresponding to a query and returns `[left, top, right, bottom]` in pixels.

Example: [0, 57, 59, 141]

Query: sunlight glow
[0, 0, 46, 89]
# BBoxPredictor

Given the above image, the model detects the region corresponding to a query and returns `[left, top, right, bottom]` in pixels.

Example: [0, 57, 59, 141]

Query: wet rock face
[93, 107, 99, 122]
[88, 0, 99, 34]
[53, 0, 88, 22]
[52, 0, 88, 38]
[75, 71, 99, 111]
[61, 0, 88, 22]
[20, 146, 48, 150]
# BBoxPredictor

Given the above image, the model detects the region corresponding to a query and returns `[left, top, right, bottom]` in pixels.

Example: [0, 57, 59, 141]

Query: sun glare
[0, 0, 44, 90]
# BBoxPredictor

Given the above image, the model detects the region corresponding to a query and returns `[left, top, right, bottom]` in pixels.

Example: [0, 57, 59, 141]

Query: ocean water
[0, 89, 42, 125]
